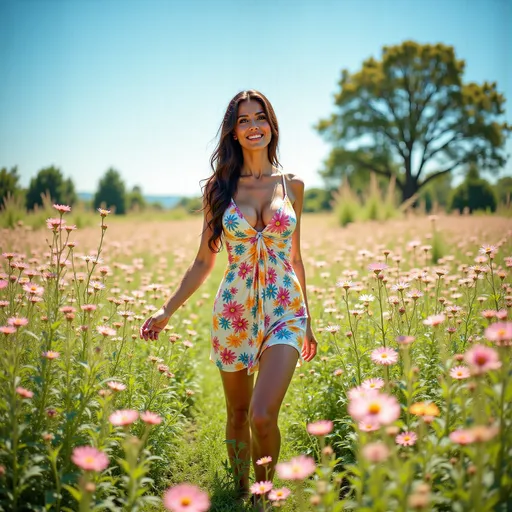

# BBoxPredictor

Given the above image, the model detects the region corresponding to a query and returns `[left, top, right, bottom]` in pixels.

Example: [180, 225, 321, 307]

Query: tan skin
[140, 99, 318, 505]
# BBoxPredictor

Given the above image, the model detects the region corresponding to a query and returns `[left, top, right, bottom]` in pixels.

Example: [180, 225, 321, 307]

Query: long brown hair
[201, 90, 281, 252]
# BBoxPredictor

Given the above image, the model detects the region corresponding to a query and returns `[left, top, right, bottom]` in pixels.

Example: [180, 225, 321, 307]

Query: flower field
[0, 207, 511, 511]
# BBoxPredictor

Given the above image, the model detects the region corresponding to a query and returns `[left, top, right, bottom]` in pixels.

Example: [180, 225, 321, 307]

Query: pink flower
[107, 381, 127, 392]
[23, 284, 44, 296]
[348, 391, 400, 426]
[450, 366, 470, 380]
[163, 483, 210, 512]
[71, 446, 109, 472]
[268, 487, 291, 501]
[81, 304, 97, 312]
[267, 211, 290, 234]
[449, 429, 476, 445]
[0, 326, 17, 335]
[220, 348, 236, 365]
[0, 280, 7, 289]
[306, 420, 333, 436]
[368, 262, 389, 275]
[361, 378, 385, 390]
[250, 481, 273, 495]
[348, 386, 379, 401]
[395, 431, 417, 446]
[362, 442, 390, 462]
[7, 317, 29, 328]
[222, 301, 244, 321]
[237, 262, 252, 279]
[42, 351, 60, 360]
[141, 411, 162, 425]
[16, 386, 33, 398]
[109, 409, 139, 426]
[423, 314, 446, 327]
[276, 287, 291, 308]
[256, 456, 272, 466]
[53, 204, 71, 213]
[46, 218, 65, 230]
[370, 347, 398, 366]
[97, 325, 116, 337]
[464, 344, 501, 375]
[358, 420, 381, 432]
[275, 455, 316, 480]
[396, 335, 415, 345]
[485, 322, 512, 345]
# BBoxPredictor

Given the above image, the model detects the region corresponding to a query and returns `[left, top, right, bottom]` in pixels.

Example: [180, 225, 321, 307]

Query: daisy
[464, 344, 501, 374]
[361, 378, 385, 390]
[450, 366, 470, 380]
[348, 391, 400, 425]
[485, 322, 512, 345]
[268, 487, 291, 502]
[140, 411, 163, 425]
[362, 442, 390, 462]
[370, 347, 398, 366]
[71, 446, 109, 472]
[250, 481, 273, 495]
[163, 483, 210, 512]
[109, 409, 139, 426]
[53, 204, 71, 213]
[395, 431, 417, 446]
[275, 455, 316, 480]
[306, 420, 333, 436]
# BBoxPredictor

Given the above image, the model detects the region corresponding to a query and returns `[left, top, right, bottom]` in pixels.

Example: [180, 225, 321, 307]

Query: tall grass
[332, 173, 402, 227]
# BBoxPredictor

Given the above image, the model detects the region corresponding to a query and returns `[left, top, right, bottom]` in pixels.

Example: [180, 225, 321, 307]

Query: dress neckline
[231, 171, 289, 234]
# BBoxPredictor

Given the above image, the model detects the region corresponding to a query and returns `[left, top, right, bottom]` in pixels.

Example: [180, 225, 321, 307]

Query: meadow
[0, 206, 511, 511]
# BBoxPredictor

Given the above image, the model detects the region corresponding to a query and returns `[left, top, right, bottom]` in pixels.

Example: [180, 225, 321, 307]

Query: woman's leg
[219, 368, 255, 496]
[250, 345, 299, 482]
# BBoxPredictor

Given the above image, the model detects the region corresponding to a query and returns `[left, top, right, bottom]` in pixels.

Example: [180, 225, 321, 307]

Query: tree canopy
[93, 168, 126, 214]
[26, 166, 77, 210]
[0, 167, 22, 204]
[316, 41, 511, 202]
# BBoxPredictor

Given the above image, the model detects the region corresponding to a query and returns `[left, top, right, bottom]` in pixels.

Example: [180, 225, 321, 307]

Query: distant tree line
[0, 166, 148, 214]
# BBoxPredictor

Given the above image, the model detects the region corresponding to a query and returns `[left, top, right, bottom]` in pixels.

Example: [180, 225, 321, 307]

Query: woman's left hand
[301, 328, 318, 362]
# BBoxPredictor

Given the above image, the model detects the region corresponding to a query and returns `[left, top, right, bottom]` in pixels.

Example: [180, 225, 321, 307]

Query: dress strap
[280, 171, 287, 198]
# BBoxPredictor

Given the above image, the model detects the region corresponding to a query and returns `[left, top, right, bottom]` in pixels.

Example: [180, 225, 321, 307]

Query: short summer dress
[209, 172, 308, 375]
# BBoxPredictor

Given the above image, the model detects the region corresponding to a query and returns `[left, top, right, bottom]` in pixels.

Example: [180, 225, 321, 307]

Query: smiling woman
[139, 89, 318, 510]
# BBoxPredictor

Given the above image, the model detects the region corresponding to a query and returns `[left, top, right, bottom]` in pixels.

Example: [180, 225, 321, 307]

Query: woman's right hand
[139, 307, 171, 341]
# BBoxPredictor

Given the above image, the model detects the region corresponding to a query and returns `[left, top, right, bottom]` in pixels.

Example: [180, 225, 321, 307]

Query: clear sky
[1, 0, 511, 196]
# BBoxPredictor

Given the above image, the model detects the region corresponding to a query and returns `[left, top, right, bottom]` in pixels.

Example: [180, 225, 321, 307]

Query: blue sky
[1, 0, 510, 196]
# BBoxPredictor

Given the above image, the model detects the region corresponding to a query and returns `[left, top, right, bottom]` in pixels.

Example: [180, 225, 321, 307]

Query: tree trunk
[401, 174, 418, 203]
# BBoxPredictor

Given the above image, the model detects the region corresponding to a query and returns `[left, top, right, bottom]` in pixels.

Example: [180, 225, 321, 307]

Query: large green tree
[0, 167, 22, 203]
[26, 166, 77, 210]
[316, 41, 511, 203]
[94, 168, 126, 214]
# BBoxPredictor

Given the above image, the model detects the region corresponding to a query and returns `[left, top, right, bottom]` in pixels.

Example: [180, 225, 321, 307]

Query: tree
[494, 176, 512, 206]
[303, 187, 333, 212]
[26, 166, 77, 210]
[316, 41, 511, 203]
[127, 185, 146, 211]
[94, 168, 126, 214]
[0, 167, 22, 203]
[449, 165, 497, 213]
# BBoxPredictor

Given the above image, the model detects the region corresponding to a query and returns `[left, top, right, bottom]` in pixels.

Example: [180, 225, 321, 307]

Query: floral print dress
[210, 172, 308, 375]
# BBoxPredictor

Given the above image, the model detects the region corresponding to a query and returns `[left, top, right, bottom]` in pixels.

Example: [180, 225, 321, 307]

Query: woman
[140, 90, 318, 507]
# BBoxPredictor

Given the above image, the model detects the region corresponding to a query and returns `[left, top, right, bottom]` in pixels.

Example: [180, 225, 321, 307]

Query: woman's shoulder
[283, 172, 305, 202]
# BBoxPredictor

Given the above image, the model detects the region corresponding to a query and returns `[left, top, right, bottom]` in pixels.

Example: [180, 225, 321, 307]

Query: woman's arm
[140, 198, 218, 340]
[162, 211, 217, 317]
[288, 174, 318, 361]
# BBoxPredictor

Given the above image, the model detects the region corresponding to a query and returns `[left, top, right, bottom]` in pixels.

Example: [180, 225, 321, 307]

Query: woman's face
[233, 99, 272, 151]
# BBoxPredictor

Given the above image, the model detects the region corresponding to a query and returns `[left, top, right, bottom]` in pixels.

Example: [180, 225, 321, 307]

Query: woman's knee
[227, 407, 250, 429]
[250, 408, 277, 438]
